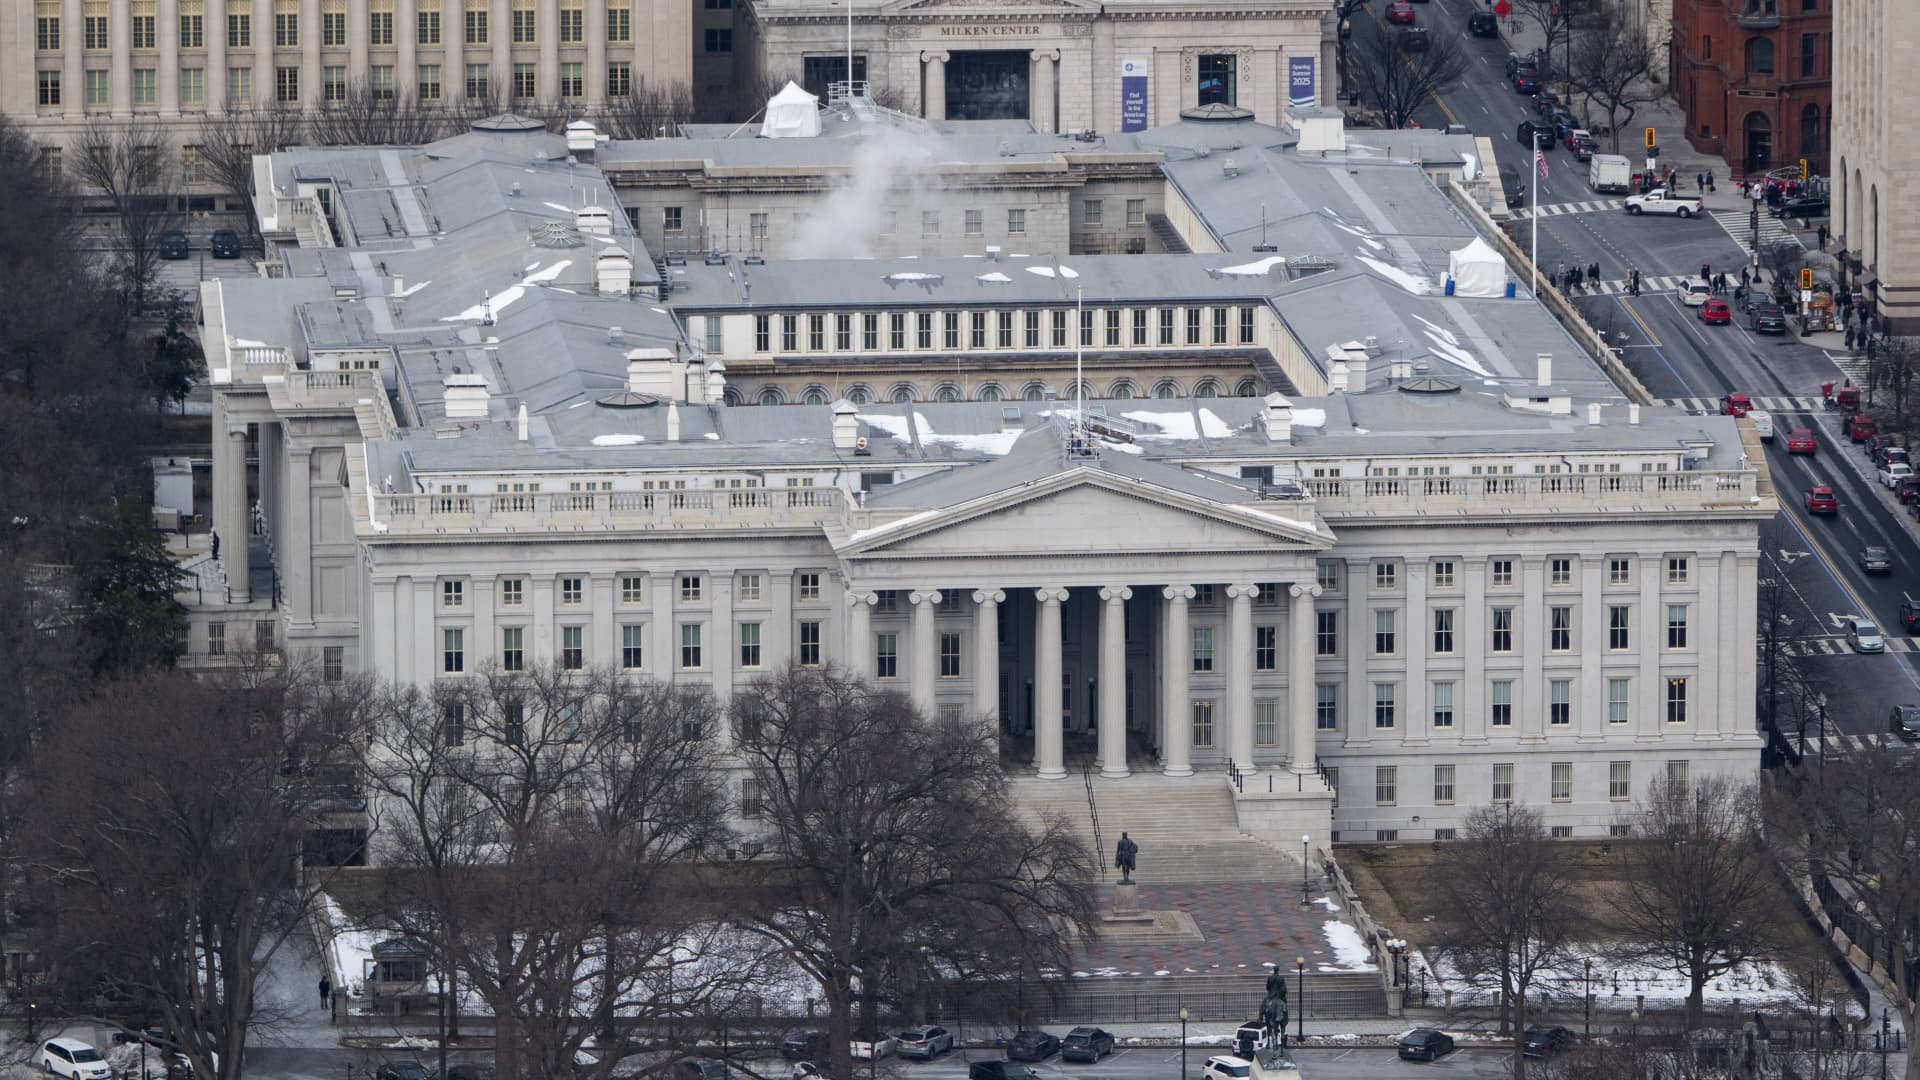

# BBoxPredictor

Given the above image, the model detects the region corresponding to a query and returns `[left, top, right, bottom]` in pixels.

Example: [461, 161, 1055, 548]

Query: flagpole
[1074, 286, 1085, 436]
[1530, 144, 1539, 296]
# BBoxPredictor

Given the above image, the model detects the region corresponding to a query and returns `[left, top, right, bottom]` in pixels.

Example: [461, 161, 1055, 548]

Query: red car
[1851, 415, 1880, 442]
[1386, 0, 1416, 23]
[1806, 485, 1838, 514]
[1787, 428, 1817, 455]
[1699, 298, 1732, 325]
[1721, 392, 1753, 417]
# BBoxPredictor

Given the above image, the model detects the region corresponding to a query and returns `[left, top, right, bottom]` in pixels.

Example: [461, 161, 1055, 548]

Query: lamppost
[1301, 834, 1312, 905]
[1385, 939, 1408, 1008]
[1817, 692, 1829, 767]
[1179, 1006, 1190, 1079]
[1295, 957, 1306, 1043]
[1583, 957, 1592, 1037]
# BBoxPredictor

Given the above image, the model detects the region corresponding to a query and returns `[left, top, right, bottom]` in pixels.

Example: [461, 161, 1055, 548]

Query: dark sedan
[1523, 1025, 1577, 1057]
[1861, 546, 1894, 574]
[1751, 304, 1787, 334]
[1060, 1027, 1115, 1062]
[1775, 195, 1829, 220]
[1398, 1029, 1455, 1061]
[1890, 705, 1920, 742]
[1005, 1030, 1060, 1062]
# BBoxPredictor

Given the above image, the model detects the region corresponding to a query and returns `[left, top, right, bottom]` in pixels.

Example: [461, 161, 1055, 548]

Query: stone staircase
[1007, 769, 1302, 884]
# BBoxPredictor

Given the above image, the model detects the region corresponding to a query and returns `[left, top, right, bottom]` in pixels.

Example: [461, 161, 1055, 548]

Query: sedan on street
[1523, 1025, 1578, 1057]
[1398, 1029, 1456, 1061]
[1891, 705, 1920, 741]
[1386, 0, 1416, 22]
[1060, 1027, 1115, 1062]
[1004, 1030, 1060, 1063]
[1860, 547, 1894, 574]
[1700, 297, 1732, 324]
[1806, 485, 1838, 514]
[1787, 428, 1817, 454]
[1848, 616, 1887, 653]
[1881, 462, 1913, 489]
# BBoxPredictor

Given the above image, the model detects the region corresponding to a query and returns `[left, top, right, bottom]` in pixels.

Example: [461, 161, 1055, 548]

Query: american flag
[1535, 147, 1549, 179]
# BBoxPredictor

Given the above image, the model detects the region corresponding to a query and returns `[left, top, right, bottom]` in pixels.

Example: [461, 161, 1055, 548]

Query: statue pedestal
[1103, 881, 1154, 925]
[1252, 1047, 1299, 1077]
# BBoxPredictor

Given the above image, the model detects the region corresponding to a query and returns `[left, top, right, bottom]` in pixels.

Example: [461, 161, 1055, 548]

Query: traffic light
[1801, 268, 1815, 291]
[1644, 126, 1657, 149]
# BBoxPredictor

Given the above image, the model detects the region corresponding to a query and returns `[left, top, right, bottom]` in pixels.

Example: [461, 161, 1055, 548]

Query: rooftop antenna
[1253, 201, 1277, 253]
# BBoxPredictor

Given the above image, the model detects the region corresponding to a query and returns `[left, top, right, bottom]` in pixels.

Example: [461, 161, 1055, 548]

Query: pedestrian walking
[1696, 172, 1705, 194]
[1818, 223, 1829, 250]
[1706, 168, 1716, 192]
[1846, 325, 1857, 351]
[1628, 267, 1641, 295]
[319, 976, 332, 1009]
[211, 532, 220, 560]
[1588, 261, 1600, 287]
[1702, 262, 1712, 283]
[1735, 283, 1747, 305]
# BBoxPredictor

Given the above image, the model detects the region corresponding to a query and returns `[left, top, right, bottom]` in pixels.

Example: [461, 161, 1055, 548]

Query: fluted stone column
[348, 0, 370, 82]
[300, 0, 320, 106]
[1226, 582, 1258, 774]
[1033, 586, 1068, 779]
[205, 0, 227, 111]
[1030, 48, 1057, 133]
[584, 0, 605, 106]
[252, 0, 274, 105]
[216, 421, 251, 599]
[1161, 585, 1195, 776]
[62, 0, 84, 118]
[159, 0, 182, 115]
[921, 50, 947, 120]
[1098, 585, 1131, 778]
[110, 0, 133, 115]
[909, 589, 941, 714]
[395, 0, 415, 100]
[285, 447, 313, 627]
[845, 590, 875, 679]
[972, 589, 1003, 726]
[536, 0, 557, 102]
[441, 0, 463, 104]
[1288, 583, 1323, 773]
[488, 0, 508, 98]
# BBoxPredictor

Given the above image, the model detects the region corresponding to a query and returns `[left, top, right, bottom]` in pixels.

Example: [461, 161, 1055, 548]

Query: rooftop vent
[1396, 376, 1462, 395]
[444, 373, 490, 419]
[470, 112, 547, 134]
[596, 389, 664, 409]
[575, 205, 613, 236]
[530, 221, 586, 248]
[1180, 102, 1256, 123]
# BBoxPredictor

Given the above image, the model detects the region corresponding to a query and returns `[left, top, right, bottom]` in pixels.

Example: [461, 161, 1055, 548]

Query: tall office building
[1831, 0, 1919, 331]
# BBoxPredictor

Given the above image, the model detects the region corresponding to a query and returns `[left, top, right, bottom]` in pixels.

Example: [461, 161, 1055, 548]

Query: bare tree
[1510, 0, 1581, 90]
[1566, 6, 1662, 153]
[601, 78, 700, 140]
[730, 665, 1096, 1080]
[1431, 802, 1578, 1080]
[1756, 553, 1822, 759]
[362, 664, 754, 1080]
[1608, 775, 1788, 1030]
[194, 105, 307, 241]
[1346, 26, 1471, 130]
[308, 80, 461, 147]
[21, 667, 370, 1080]
[73, 119, 179, 311]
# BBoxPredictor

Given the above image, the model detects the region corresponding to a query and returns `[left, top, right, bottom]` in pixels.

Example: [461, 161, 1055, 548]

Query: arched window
[801, 386, 829, 406]
[934, 384, 962, 403]
[1193, 379, 1221, 398]
[977, 383, 1004, 402]
[757, 386, 785, 406]
[1745, 37, 1774, 74]
[1062, 380, 1091, 401]
[722, 386, 745, 406]
[1800, 103, 1822, 155]
[1234, 378, 1260, 397]
[889, 384, 916, 404]
[1109, 381, 1136, 400]
[845, 385, 872, 406]
[1152, 379, 1181, 399]
[1021, 382, 1048, 401]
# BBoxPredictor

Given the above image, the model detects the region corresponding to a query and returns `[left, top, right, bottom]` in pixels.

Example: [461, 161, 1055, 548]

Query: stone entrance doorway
[946, 49, 1032, 119]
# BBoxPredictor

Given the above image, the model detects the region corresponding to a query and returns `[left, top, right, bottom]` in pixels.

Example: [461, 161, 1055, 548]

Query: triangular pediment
[881, 0, 1100, 16]
[838, 469, 1329, 560]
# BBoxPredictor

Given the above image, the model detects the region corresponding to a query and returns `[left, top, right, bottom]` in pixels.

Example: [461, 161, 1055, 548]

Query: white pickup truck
[1624, 188, 1704, 217]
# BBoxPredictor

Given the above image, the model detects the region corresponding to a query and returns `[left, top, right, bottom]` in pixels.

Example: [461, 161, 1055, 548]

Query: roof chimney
[1629, 403, 1641, 425]
[597, 248, 634, 295]
[516, 401, 529, 441]
[1537, 354, 1552, 387]
[443, 373, 490, 418]
[666, 401, 681, 441]
[575, 205, 614, 236]
[832, 399, 859, 449]
[1264, 393, 1294, 443]
[1587, 402, 1602, 426]
[1329, 360, 1349, 394]
[565, 120, 600, 162]
[626, 347, 678, 399]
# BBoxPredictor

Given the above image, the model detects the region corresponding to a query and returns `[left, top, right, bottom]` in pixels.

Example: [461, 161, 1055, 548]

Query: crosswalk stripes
[1660, 395, 1822, 413]
[1711, 209, 1805, 257]
[1579, 274, 1687, 296]
[1831, 355, 1870, 385]
[1514, 199, 1618, 220]
[1761, 634, 1920, 657]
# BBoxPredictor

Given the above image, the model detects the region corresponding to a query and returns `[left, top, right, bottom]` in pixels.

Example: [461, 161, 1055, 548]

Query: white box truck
[1590, 154, 1631, 194]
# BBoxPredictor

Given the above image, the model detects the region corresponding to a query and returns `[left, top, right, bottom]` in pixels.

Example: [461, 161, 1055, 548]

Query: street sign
[1644, 126, 1657, 149]
[1802, 289, 1814, 304]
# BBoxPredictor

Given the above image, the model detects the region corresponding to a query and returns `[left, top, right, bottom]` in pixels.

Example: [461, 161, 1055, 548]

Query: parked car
[1385, 0, 1416, 22]
[1878, 444, 1910, 467]
[1512, 69, 1541, 94]
[1399, 25, 1431, 50]
[967, 1064, 1038, 1080]
[209, 229, 243, 258]
[1565, 129, 1596, 160]
[1891, 705, 1920, 741]
[1397, 1029, 1456, 1062]
[1060, 1027, 1115, 1062]
[1900, 475, 1920, 504]
[675, 1060, 727, 1080]
[1904, 599, 1920, 632]
[895, 1026, 954, 1060]
[1505, 51, 1540, 78]
[1720, 392, 1753, 417]
[1201, 1056, 1254, 1080]
[1468, 10, 1500, 35]
[782, 1030, 831, 1062]
[1775, 195, 1829, 220]
[1532, 89, 1561, 118]
[1751, 303, 1787, 333]
[1859, 548, 1894, 575]
[850, 1032, 896, 1061]
[40, 1040, 113, 1080]
[1805, 485, 1837, 514]
[1787, 428, 1816, 454]
[375, 1063, 429, 1080]
[789, 1065, 830, 1080]
[1851, 415, 1881, 442]
[1523, 1025, 1578, 1057]
[1848, 615, 1887, 652]
[1004, 1030, 1060, 1063]
[1499, 164, 1526, 207]
[160, 230, 190, 259]
[1750, 409, 1774, 440]
[1880, 461, 1913, 489]
[1546, 107, 1578, 139]
[1699, 297, 1732, 324]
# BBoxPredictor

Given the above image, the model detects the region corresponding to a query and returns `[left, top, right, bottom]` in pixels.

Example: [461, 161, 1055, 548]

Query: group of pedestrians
[1552, 260, 1604, 294]
[1692, 169, 1717, 194]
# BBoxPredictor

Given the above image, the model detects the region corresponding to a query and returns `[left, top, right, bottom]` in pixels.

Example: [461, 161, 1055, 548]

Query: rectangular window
[228, 11, 250, 45]
[1490, 607, 1513, 652]
[36, 2, 60, 50]
[1432, 608, 1454, 654]
[1375, 766, 1397, 806]
[739, 622, 762, 668]
[500, 702, 524, 745]
[704, 28, 731, 51]
[1609, 606, 1630, 649]
[1238, 306, 1256, 344]
[368, 65, 394, 99]
[964, 208, 983, 236]
[1431, 560, 1455, 588]
[1374, 561, 1398, 590]
[1609, 761, 1631, 800]
[560, 625, 584, 670]
[85, 6, 109, 49]
[559, 0, 582, 41]
[1315, 610, 1337, 656]
[1051, 309, 1068, 348]
[1666, 556, 1690, 584]
[1254, 625, 1276, 670]
[322, 66, 346, 103]
[1550, 606, 1572, 651]
[740, 777, 762, 818]
[417, 63, 441, 100]
[606, 61, 630, 98]
[557, 576, 583, 605]
[180, 2, 204, 47]
[1666, 677, 1688, 724]
[997, 310, 1013, 349]
[943, 311, 960, 349]
[1667, 604, 1688, 649]
[275, 66, 299, 103]
[887, 312, 906, 350]
[1084, 199, 1103, 224]
[1490, 558, 1514, 587]
[1491, 680, 1513, 726]
[511, 62, 535, 99]
[131, 68, 157, 105]
[1433, 764, 1455, 805]
[922, 210, 940, 236]
[500, 579, 524, 606]
[837, 313, 854, 351]
[559, 61, 582, 99]
[1023, 310, 1041, 347]
[606, 0, 629, 40]
[499, 626, 524, 671]
[367, 0, 392, 42]
[1186, 307, 1202, 344]
[1211, 306, 1229, 344]
[1316, 684, 1338, 730]
[1609, 557, 1632, 585]
[876, 632, 898, 678]
[1158, 308, 1175, 345]
[131, 3, 156, 48]
[679, 574, 702, 602]
[680, 623, 703, 669]
[1800, 32, 1817, 77]
[1130, 308, 1148, 346]
[320, 645, 344, 682]
[863, 313, 880, 350]
[1007, 208, 1026, 235]
[206, 621, 226, 656]
[464, 2, 486, 43]
[798, 620, 822, 666]
[443, 703, 464, 747]
[442, 628, 465, 673]
[417, 8, 438, 42]
[1432, 682, 1454, 728]
[796, 572, 822, 601]
[1191, 626, 1214, 672]
[1551, 762, 1573, 802]
[1105, 308, 1122, 346]
[1492, 763, 1514, 802]
[916, 313, 933, 349]
[1550, 557, 1572, 586]
[1191, 700, 1215, 748]
[442, 580, 465, 608]
[321, 2, 345, 45]
[1124, 198, 1146, 226]
[38, 71, 61, 106]
[1550, 679, 1571, 726]
[1601, 678, 1629, 725]
[1374, 684, 1396, 729]
[224, 65, 251, 106]
[1667, 760, 1690, 796]
[1254, 699, 1277, 746]
[939, 631, 962, 677]
[620, 624, 644, 669]
[274, 5, 297, 46]
[510, 0, 534, 41]
[1374, 610, 1395, 655]
[809, 313, 827, 351]
[85, 69, 110, 106]
[1079, 308, 1094, 347]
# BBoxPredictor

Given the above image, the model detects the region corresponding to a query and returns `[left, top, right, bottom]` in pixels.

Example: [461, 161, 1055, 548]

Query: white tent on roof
[1446, 236, 1508, 298]
[760, 81, 822, 139]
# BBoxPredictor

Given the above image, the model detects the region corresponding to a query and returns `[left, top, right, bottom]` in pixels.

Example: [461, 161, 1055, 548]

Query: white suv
[1201, 1056, 1252, 1080]
[41, 1039, 113, 1080]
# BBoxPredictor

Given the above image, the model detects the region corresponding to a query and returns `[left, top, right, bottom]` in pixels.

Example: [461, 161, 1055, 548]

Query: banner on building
[1120, 57, 1149, 132]
[1288, 55, 1316, 109]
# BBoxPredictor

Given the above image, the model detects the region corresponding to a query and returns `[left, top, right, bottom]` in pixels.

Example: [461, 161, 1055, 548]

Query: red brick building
[1670, 0, 1831, 179]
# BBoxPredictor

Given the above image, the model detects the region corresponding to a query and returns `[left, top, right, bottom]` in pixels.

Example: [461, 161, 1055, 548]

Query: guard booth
[364, 938, 431, 1016]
